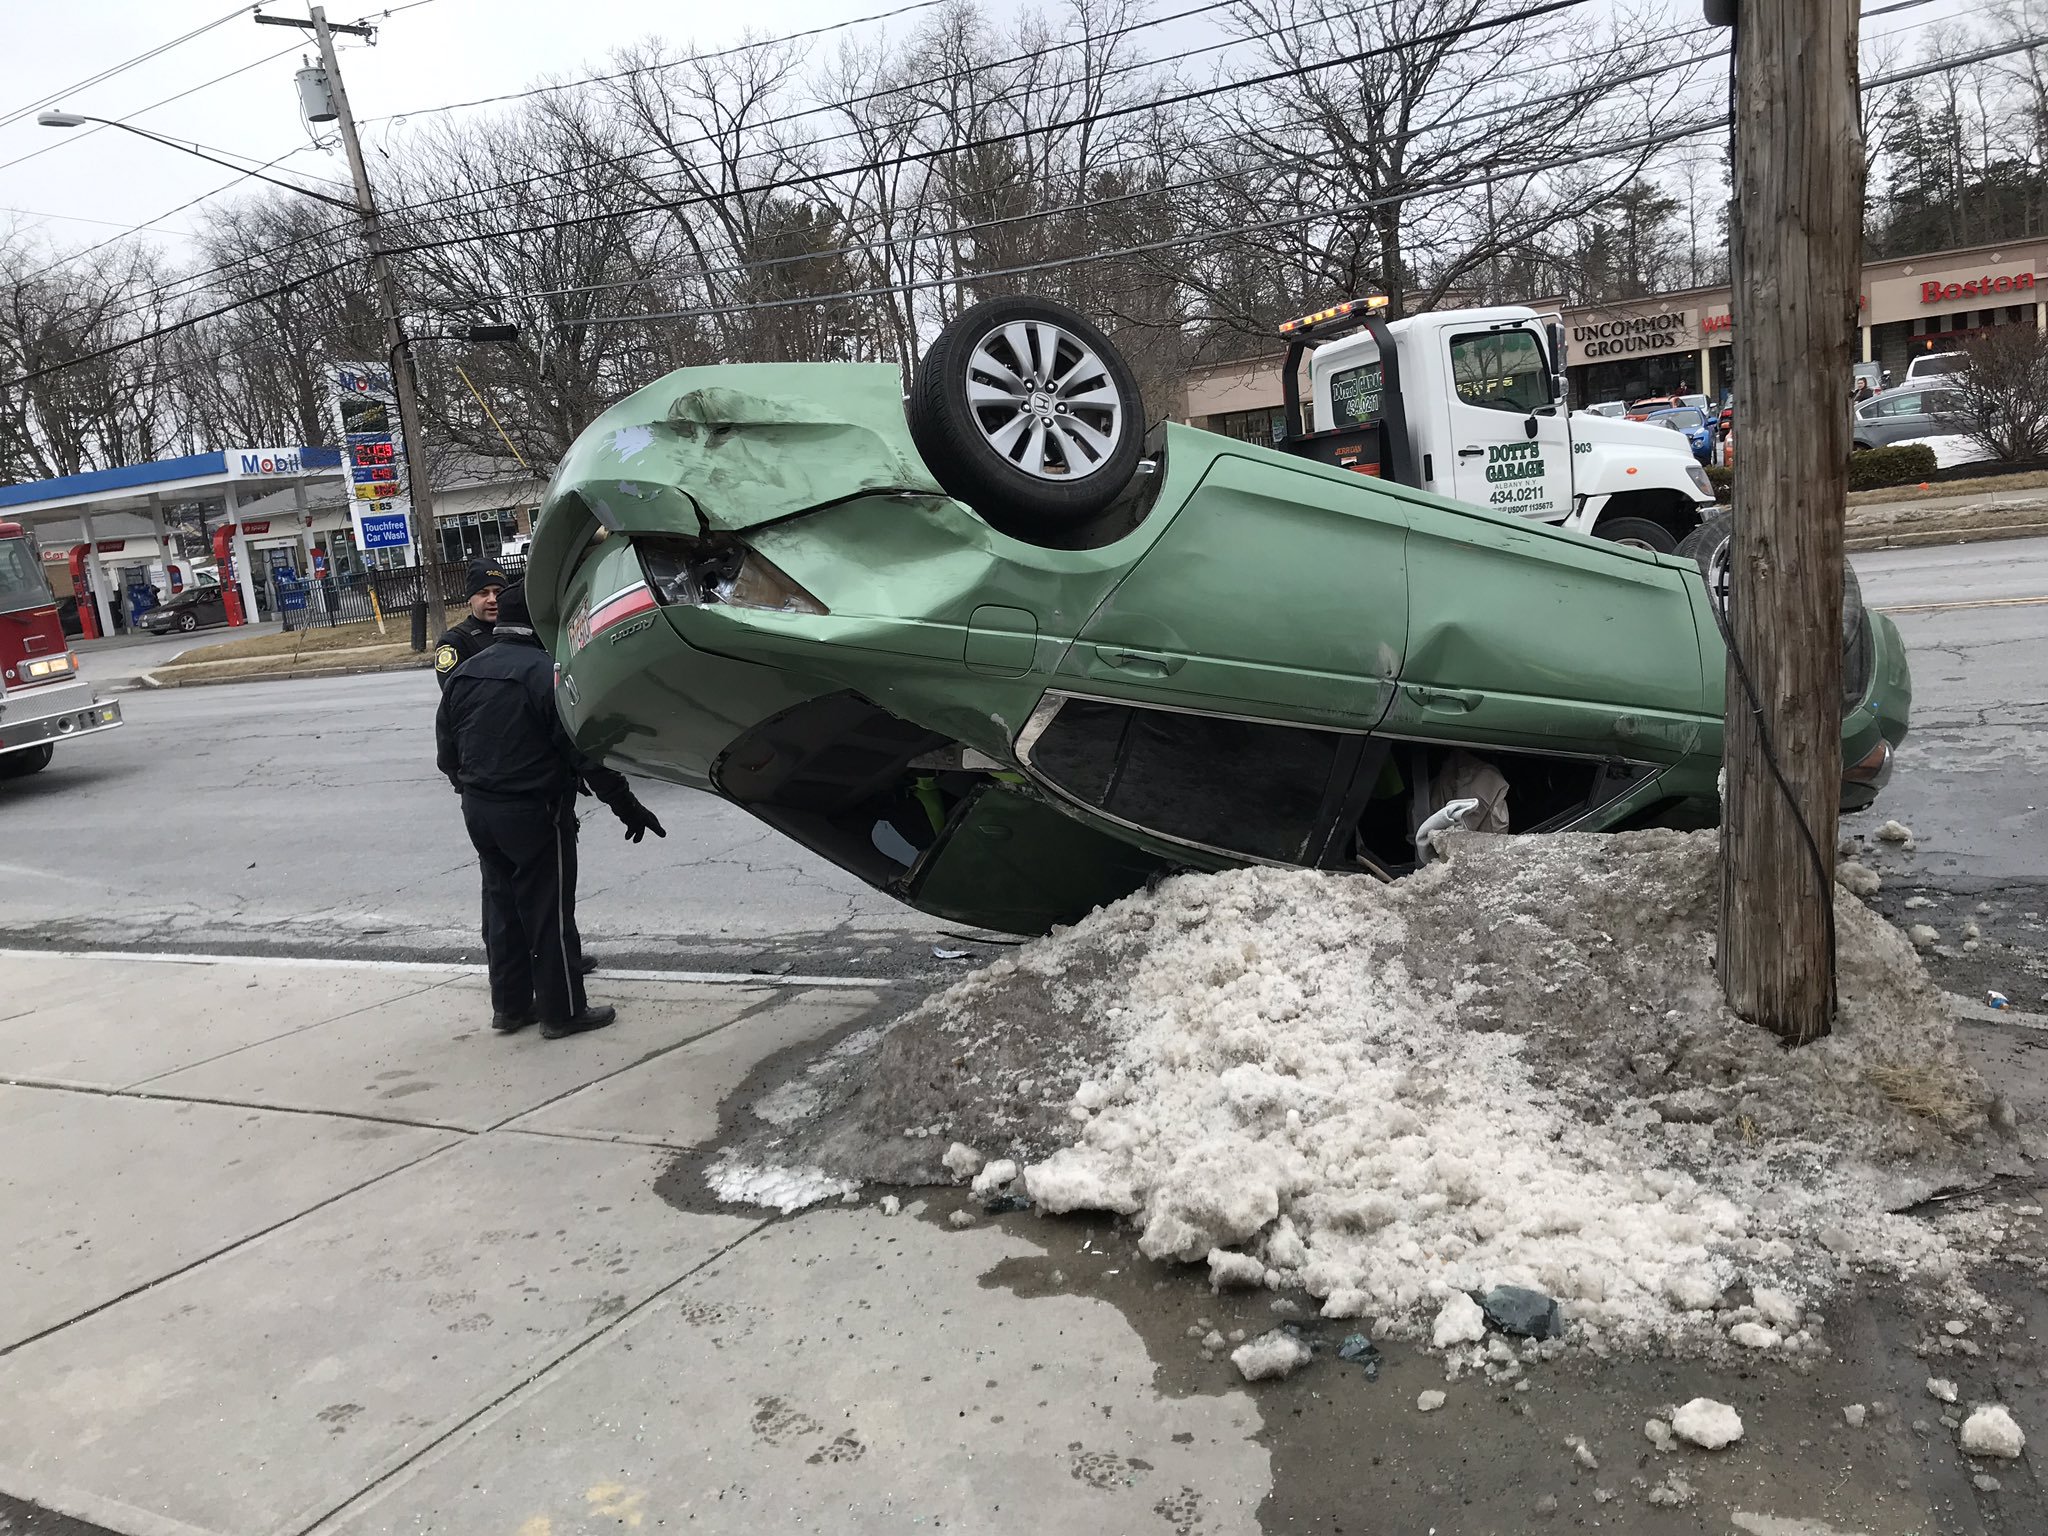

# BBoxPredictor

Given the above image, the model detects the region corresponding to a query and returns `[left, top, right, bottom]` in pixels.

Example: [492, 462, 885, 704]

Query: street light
[37, 110, 360, 210]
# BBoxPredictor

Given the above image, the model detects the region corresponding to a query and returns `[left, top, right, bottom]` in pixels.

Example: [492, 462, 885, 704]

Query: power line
[376, 0, 1595, 260]
[0, 42, 306, 177]
[439, 37, 1729, 310]
[362, 0, 953, 124]
[0, 4, 257, 131]
[52, 0, 1592, 328]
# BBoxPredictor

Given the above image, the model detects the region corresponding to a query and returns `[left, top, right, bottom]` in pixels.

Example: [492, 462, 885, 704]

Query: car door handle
[1405, 685, 1483, 713]
[1457, 446, 1486, 457]
[1093, 645, 1184, 678]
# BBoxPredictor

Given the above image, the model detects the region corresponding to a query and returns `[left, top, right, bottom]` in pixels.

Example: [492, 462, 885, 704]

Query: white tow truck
[1273, 298, 1719, 552]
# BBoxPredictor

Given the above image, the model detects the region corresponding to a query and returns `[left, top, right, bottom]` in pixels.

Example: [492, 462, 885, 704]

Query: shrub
[1847, 443, 1937, 491]
[1705, 465, 1732, 502]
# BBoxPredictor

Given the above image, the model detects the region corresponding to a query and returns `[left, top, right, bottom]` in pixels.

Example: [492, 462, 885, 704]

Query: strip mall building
[1182, 236, 2048, 441]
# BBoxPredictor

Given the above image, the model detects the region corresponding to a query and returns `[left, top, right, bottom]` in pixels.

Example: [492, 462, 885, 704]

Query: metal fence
[272, 558, 527, 633]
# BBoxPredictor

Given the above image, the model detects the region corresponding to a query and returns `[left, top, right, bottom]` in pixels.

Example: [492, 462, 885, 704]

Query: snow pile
[1959, 1404, 2026, 1458]
[730, 829, 2007, 1350]
[1671, 1398, 1743, 1449]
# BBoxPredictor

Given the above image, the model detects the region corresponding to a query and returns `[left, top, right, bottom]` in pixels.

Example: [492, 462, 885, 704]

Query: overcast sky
[0, 0, 1986, 266]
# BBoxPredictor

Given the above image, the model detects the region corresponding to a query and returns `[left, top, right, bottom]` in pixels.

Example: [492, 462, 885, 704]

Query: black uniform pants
[461, 791, 587, 1024]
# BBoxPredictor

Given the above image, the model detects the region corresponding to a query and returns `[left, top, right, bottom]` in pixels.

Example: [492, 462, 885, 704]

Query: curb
[140, 658, 430, 689]
[1945, 990, 2048, 1032]
[1846, 520, 2048, 552]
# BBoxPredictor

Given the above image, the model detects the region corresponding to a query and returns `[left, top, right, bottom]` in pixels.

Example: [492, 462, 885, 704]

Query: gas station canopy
[0, 446, 344, 638]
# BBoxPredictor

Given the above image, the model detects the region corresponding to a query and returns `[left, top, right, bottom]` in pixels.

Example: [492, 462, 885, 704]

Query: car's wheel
[178, 611, 198, 632]
[0, 744, 54, 779]
[908, 296, 1145, 527]
[1676, 511, 1735, 614]
[1596, 515, 1680, 554]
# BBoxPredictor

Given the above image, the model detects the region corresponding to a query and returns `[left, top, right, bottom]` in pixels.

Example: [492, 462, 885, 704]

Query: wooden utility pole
[1717, 0, 1865, 1042]
[258, 6, 447, 649]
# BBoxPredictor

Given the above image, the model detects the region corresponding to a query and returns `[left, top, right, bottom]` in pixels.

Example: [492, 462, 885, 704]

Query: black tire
[0, 744, 54, 779]
[908, 296, 1144, 527]
[1676, 510, 1734, 615]
[1595, 515, 1680, 554]
[177, 610, 198, 632]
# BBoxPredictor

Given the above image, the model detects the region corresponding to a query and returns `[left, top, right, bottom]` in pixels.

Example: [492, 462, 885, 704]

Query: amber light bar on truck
[1277, 295, 1390, 337]
[17, 652, 78, 683]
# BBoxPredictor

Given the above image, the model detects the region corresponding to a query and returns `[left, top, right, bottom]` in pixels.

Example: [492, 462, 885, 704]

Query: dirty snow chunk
[1836, 861, 1882, 898]
[1645, 1418, 1676, 1452]
[1647, 1472, 1696, 1507]
[1208, 1248, 1267, 1291]
[1909, 925, 1940, 949]
[1566, 1436, 1599, 1470]
[1662, 1271, 1724, 1312]
[1417, 1390, 1447, 1413]
[705, 1159, 858, 1213]
[941, 1142, 984, 1179]
[1942, 1318, 1969, 1336]
[1843, 1404, 1867, 1428]
[1432, 1292, 1487, 1348]
[1730, 1321, 1781, 1350]
[1959, 1405, 2026, 1458]
[1231, 1329, 1313, 1382]
[1202, 1329, 1228, 1351]
[1073, 1080, 1109, 1112]
[1927, 1377, 1959, 1404]
[1321, 1287, 1372, 1319]
[1022, 1150, 1142, 1216]
[1671, 1398, 1744, 1449]
[947, 1207, 976, 1228]
[880, 1194, 901, 1216]
[1753, 1288, 1803, 1330]
[1876, 820, 1915, 844]
[970, 1158, 1019, 1197]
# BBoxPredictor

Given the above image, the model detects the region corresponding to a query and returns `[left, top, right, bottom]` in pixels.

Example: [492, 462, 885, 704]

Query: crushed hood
[543, 363, 945, 538]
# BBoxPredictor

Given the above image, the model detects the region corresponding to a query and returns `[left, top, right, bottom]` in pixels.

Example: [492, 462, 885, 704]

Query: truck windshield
[1449, 330, 1552, 413]
[0, 536, 54, 618]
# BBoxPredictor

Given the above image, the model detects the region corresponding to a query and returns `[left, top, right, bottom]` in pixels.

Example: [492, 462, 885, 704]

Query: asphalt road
[2, 536, 2040, 982]
[1845, 535, 2048, 1004]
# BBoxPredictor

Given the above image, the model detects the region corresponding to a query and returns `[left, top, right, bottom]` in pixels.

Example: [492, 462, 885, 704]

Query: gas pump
[66, 544, 101, 640]
[210, 524, 247, 627]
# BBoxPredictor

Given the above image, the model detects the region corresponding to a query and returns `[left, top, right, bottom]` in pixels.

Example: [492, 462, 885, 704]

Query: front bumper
[0, 677, 123, 757]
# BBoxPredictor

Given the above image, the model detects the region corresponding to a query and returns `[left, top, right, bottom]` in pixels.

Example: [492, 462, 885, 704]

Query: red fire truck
[0, 520, 122, 778]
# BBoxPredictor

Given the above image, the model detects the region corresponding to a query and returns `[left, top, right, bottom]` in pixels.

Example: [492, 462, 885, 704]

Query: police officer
[434, 558, 509, 689]
[435, 581, 666, 1037]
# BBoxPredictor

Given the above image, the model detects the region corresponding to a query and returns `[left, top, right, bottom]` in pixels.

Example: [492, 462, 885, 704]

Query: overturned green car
[527, 298, 1910, 935]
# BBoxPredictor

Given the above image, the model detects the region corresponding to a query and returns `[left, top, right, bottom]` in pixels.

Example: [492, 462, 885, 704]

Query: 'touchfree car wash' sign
[330, 362, 412, 552]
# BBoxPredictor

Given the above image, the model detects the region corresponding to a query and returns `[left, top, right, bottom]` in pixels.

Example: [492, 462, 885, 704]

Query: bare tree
[1953, 324, 2048, 462]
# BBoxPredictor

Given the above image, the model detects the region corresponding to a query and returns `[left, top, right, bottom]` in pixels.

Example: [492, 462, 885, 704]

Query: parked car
[1904, 350, 1967, 384]
[1853, 384, 1965, 451]
[1625, 395, 1686, 421]
[528, 297, 1911, 936]
[1677, 393, 1711, 413]
[140, 582, 229, 635]
[1645, 405, 1715, 464]
[1581, 400, 1628, 418]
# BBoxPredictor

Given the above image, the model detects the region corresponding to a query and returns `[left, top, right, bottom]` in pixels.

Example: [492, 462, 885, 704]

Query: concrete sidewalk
[2, 950, 2042, 1536]
[0, 952, 1268, 1536]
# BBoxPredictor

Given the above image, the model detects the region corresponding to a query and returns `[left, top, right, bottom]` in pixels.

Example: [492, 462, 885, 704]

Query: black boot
[491, 1010, 534, 1033]
[541, 1004, 616, 1040]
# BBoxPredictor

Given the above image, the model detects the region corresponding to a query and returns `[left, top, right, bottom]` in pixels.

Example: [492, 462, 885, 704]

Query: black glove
[614, 793, 666, 843]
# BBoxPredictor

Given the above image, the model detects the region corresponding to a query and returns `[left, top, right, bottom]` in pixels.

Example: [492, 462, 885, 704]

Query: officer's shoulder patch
[435, 644, 460, 673]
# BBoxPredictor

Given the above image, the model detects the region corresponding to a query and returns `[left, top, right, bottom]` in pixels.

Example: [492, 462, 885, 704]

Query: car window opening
[711, 693, 1017, 889]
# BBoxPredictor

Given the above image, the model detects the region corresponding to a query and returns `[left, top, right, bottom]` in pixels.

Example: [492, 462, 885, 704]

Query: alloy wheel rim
[964, 320, 1123, 480]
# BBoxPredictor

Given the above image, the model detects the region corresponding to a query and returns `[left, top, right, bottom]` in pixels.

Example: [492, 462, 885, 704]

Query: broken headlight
[637, 536, 828, 616]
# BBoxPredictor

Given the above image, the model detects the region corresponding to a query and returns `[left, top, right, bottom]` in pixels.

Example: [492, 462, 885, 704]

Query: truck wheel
[0, 744, 54, 779]
[1597, 516, 1679, 554]
[908, 296, 1144, 527]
